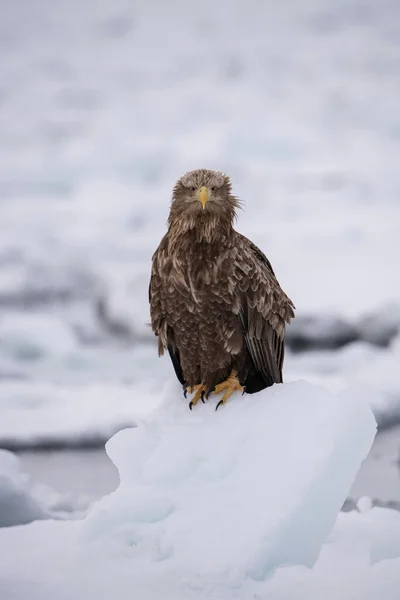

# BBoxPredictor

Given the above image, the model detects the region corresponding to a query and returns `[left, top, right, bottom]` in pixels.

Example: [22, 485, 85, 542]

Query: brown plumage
[149, 169, 295, 407]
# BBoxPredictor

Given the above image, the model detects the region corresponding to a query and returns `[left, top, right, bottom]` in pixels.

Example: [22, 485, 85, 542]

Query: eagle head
[169, 169, 241, 233]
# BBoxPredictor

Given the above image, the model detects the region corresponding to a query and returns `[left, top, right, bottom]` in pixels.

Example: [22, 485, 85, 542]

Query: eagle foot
[214, 371, 244, 411]
[186, 384, 208, 410]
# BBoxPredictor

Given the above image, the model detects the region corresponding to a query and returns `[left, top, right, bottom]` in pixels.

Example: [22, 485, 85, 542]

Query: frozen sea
[1, 0, 400, 597]
[1, 0, 400, 541]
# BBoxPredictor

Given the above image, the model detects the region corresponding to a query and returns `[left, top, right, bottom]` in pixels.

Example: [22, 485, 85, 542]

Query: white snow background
[1, 0, 400, 597]
[0, 0, 400, 449]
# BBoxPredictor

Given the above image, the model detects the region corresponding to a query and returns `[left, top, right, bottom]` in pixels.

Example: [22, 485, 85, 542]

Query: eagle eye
[211, 186, 216, 192]
[190, 186, 196, 192]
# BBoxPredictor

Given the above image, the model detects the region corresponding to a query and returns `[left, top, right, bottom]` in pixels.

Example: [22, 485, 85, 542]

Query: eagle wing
[149, 236, 185, 385]
[234, 232, 295, 386]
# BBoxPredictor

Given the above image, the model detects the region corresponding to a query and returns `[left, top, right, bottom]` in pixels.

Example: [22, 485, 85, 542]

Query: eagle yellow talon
[187, 384, 208, 410]
[213, 370, 244, 409]
[186, 371, 244, 410]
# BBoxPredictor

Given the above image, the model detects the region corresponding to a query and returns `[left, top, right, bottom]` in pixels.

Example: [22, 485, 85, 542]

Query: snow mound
[82, 379, 376, 583]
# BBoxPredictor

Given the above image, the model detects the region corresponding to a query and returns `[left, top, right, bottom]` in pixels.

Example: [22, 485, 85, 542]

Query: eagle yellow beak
[197, 186, 209, 209]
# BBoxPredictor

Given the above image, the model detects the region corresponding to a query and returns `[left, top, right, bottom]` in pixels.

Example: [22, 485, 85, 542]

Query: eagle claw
[215, 399, 224, 411]
[186, 384, 208, 409]
[187, 372, 244, 410]
[205, 387, 215, 400]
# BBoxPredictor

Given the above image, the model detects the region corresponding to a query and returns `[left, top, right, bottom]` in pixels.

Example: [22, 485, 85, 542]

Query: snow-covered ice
[82, 379, 376, 581]
[2, 506, 400, 600]
[0, 379, 388, 600]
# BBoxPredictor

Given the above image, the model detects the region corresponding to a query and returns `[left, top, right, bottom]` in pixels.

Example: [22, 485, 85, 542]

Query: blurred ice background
[0, 0, 400, 516]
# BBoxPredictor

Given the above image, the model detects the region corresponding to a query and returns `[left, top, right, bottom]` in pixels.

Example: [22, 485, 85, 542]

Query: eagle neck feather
[167, 214, 233, 253]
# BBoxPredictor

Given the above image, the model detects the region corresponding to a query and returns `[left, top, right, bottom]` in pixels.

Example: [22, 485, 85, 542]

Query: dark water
[20, 448, 120, 503]
[18, 426, 400, 509]
[350, 426, 400, 505]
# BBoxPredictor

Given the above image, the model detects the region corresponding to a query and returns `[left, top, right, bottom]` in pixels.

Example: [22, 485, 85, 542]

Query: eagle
[149, 169, 295, 410]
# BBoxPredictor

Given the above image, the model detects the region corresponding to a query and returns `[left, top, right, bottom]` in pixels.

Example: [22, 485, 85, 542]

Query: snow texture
[82, 379, 377, 580]
[1, 380, 399, 600]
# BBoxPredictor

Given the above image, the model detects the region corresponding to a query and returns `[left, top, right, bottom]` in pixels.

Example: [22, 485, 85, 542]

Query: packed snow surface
[84, 380, 376, 580]
[0, 380, 388, 600]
